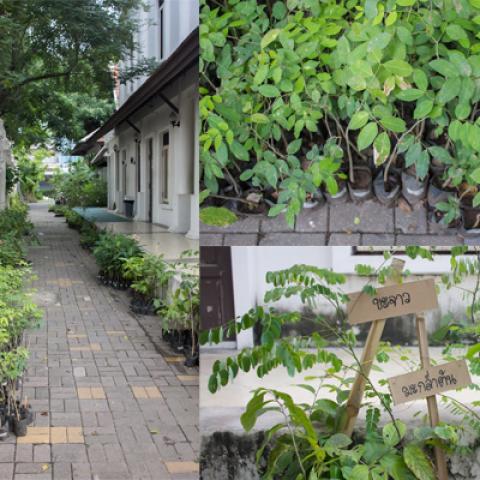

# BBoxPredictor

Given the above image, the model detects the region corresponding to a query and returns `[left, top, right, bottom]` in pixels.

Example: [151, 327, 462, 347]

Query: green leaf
[230, 141, 249, 161]
[272, 1, 287, 19]
[373, 132, 391, 165]
[446, 24, 467, 41]
[384, 59, 413, 77]
[396, 26, 413, 45]
[325, 433, 352, 452]
[261, 29, 281, 49]
[351, 465, 369, 480]
[437, 77, 461, 104]
[250, 113, 269, 124]
[348, 111, 369, 130]
[365, 0, 379, 19]
[471, 167, 480, 184]
[386, 11, 398, 26]
[429, 59, 459, 78]
[396, 89, 424, 101]
[253, 64, 269, 85]
[357, 122, 378, 151]
[200, 207, 238, 227]
[403, 444, 435, 480]
[287, 139, 302, 154]
[383, 421, 406, 446]
[455, 103, 471, 120]
[413, 69, 428, 91]
[258, 85, 280, 97]
[413, 99, 434, 119]
[208, 375, 218, 394]
[471, 0, 480, 8]
[380, 116, 406, 133]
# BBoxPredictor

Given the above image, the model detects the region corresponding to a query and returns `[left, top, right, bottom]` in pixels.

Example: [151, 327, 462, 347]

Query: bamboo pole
[342, 258, 405, 436]
[416, 314, 449, 480]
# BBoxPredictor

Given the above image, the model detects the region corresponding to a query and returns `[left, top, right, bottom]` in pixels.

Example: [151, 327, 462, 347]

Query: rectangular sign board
[347, 278, 438, 325]
[388, 359, 472, 405]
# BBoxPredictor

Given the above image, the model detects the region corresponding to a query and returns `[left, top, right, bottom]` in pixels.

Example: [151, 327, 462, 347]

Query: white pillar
[187, 91, 199, 239]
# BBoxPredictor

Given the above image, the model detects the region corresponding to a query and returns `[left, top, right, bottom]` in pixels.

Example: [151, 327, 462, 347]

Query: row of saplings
[0, 200, 42, 440]
[49, 205, 199, 366]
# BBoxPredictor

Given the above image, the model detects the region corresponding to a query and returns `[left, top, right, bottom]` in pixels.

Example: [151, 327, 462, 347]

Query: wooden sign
[347, 278, 438, 325]
[388, 359, 472, 405]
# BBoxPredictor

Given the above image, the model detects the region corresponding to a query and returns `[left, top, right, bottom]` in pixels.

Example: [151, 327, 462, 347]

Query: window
[115, 150, 120, 191]
[136, 140, 141, 192]
[122, 150, 127, 194]
[160, 131, 169, 203]
[158, 0, 164, 60]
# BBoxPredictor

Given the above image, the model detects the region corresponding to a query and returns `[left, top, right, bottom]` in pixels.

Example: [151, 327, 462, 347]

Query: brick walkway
[0, 203, 199, 480]
[201, 201, 480, 246]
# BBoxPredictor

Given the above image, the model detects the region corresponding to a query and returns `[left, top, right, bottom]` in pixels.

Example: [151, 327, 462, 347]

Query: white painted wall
[119, 0, 199, 106]
[105, 77, 197, 237]
[227, 247, 479, 348]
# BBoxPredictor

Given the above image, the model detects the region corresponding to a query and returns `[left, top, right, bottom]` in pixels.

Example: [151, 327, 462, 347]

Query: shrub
[201, 249, 478, 479]
[52, 159, 107, 207]
[92, 232, 143, 281]
[123, 254, 174, 301]
[200, 0, 480, 226]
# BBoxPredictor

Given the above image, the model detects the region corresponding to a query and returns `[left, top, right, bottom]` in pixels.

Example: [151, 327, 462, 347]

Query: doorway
[200, 247, 235, 338]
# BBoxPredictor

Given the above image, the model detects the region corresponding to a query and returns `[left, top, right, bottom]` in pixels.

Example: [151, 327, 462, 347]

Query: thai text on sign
[347, 278, 438, 325]
[388, 360, 472, 405]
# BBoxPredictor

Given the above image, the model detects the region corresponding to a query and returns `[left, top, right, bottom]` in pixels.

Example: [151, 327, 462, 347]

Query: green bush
[92, 232, 143, 281]
[122, 254, 174, 301]
[200, 0, 480, 226]
[52, 159, 107, 208]
[201, 249, 480, 479]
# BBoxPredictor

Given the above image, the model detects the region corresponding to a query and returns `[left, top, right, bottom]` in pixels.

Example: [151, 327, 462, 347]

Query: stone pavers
[0, 203, 198, 480]
[200, 201, 476, 245]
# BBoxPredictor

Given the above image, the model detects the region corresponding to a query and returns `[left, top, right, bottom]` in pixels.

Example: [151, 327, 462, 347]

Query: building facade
[74, 0, 199, 239]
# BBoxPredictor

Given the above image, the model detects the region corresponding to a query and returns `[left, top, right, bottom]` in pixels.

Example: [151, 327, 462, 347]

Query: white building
[201, 246, 479, 349]
[74, 0, 199, 239]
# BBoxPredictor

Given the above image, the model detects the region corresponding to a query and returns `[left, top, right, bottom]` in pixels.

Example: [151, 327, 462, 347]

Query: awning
[91, 146, 108, 166]
[72, 27, 199, 156]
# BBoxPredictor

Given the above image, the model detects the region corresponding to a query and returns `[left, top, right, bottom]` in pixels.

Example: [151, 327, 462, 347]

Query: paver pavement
[0, 203, 199, 480]
[201, 200, 479, 246]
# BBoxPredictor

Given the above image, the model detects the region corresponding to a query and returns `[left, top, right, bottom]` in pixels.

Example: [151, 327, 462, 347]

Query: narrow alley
[0, 203, 199, 480]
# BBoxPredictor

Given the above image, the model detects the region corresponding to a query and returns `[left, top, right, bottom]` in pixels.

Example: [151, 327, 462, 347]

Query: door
[200, 247, 235, 337]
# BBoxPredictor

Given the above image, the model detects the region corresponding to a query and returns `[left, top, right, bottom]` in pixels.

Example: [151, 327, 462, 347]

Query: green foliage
[200, 0, 480, 226]
[0, 0, 143, 147]
[92, 231, 143, 280]
[123, 254, 174, 300]
[14, 146, 47, 201]
[0, 198, 36, 266]
[200, 206, 238, 227]
[0, 199, 40, 413]
[52, 159, 107, 207]
[201, 252, 476, 479]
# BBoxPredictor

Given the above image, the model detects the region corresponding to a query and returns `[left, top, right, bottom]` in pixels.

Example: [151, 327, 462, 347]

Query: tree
[14, 147, 47, 202]
[0, 0, 145, 146]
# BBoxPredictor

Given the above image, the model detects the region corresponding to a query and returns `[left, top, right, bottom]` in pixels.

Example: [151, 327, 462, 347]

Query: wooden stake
[416, 314, 449, 480]
[342, 258, 405, 436]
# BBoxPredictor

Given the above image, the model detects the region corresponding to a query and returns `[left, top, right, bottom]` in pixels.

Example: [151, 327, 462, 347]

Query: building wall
[106, 73, 198, 236]
[118, 0, 199, 106]
[224, 247, 479, 349]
